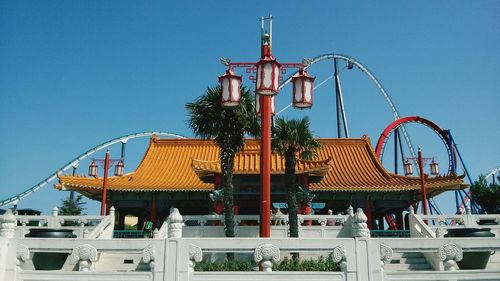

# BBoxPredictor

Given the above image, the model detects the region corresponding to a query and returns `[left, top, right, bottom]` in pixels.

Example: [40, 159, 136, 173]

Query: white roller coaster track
[278, 53, 417, 161]
[485, 167, 500, 180]
[0, 131, 186, 207]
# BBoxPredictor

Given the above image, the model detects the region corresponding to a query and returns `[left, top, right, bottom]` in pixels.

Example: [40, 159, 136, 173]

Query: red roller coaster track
[374, 116, 458, 229]
[374, 116, 455, 175]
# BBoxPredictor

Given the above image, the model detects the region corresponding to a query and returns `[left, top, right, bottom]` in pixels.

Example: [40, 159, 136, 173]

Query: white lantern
[403, 160, 413, 176]
[255, 93, 275, 116]
[114, 160, 124, 176]
[256, 55, 281, 96]
[219, 68, 242, 108]
[292, 69, 315, 109]
[430, 160, 439, 176]
[89, 160, 98, 177]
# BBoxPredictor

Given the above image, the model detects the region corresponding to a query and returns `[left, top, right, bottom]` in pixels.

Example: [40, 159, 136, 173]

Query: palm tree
[186, 86, 259, 237]
[272, 116, 321, 238]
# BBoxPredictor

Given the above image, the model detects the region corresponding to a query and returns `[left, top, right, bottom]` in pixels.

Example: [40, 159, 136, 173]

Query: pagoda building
[56, 135, 466, 230]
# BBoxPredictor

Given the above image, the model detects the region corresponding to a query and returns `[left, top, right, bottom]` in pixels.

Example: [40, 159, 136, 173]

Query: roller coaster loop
[374, 116, 455, 176]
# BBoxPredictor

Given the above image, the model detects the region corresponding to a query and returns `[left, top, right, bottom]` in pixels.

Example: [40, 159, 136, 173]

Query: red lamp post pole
[259, 32, 273, 237]
[260, 93, 272, 237]
[100, 150, 110, 216]
[417, 148, 429, 219]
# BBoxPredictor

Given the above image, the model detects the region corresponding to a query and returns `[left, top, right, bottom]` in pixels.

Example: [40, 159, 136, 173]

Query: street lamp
[88, 149, 124, 215]
[218, 15, 315, 237]
[403, 149, 439, 218]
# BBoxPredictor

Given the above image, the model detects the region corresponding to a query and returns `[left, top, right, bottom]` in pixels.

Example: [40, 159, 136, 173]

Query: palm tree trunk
[285, 154, 299, 238]
[221, 149, 235, 238]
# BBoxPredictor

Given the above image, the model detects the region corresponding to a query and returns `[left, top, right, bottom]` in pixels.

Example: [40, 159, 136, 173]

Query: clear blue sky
[1, 1, 499, 215]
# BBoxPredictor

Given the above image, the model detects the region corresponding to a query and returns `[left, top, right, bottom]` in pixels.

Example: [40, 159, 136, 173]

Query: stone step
[94, 252, 150, 272]
[385, 252, 432, 271]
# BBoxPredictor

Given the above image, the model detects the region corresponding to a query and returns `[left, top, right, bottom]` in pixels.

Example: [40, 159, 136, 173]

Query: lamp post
[88, 149, 124, 215]
[218, 15, 315, 237]
[403, 149, 439, 218]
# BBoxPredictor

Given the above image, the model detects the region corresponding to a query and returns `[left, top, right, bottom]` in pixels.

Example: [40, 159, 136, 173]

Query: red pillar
[100, 150, 110, 216]
[365, 194, 373, 229]
[259, 94, 272, 237]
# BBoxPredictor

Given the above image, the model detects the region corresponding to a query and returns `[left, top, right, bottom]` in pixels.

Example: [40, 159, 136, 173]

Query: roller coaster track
[278, 53, 417, 161]
[0, 131, 187, 207]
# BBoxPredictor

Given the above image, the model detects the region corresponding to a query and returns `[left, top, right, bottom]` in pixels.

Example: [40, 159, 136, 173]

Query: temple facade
[56, 135, 466, 230]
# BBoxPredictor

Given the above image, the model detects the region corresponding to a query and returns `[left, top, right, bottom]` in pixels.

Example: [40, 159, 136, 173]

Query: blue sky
[1, 1, 499, 214]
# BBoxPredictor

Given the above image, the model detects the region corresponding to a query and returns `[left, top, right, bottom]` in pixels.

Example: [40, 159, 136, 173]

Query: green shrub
[194, 260, 254, 271]
[194, 255, 340, 272]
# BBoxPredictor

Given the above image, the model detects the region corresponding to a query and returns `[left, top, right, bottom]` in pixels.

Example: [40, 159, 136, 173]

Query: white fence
[1, 207, 499, 281]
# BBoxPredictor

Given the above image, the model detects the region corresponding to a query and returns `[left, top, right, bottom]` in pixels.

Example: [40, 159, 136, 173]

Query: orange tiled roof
[308, 137, 466, 197]
[56, 136, 466, 196]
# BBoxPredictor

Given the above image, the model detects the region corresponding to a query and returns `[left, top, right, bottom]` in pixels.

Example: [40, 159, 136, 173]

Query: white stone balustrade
[0, 209, 16, 238]
[254, 243, 280, 272]
[438, 243, 462, 271]
[167, 207, 183, 238]
[71, 244, 98, 271]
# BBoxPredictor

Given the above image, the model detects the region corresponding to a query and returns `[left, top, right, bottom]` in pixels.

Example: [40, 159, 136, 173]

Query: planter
[25, 228, 76, 270]
[444, 228, 495, 269]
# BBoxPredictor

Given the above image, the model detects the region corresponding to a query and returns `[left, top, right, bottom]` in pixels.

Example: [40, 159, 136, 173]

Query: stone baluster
[0, 209, 16, 238]
[48, 206, 61, 228]
[435, 218, 447, 238]
[347, 205, 354, 216]
[83, 229, 89, 238]
[188, 244, 203, 272]
[16, 244, 30, 270]
[379, 244, 393, 272]
[352, 208, 370, 238]
[332, 245, 347, 272]
[254, 244, 280, 272]
[463, 206, 477, 227]
[71, 244, 98, 271]
[409, 205, 415, 215]
[20, 218, 29, 227]
[79, 218, 87, 227]
[168, 208, 183, 238]
[439, 243, 462, 271]
[153, 229, 159, 239]
[142, 245, 155, 272]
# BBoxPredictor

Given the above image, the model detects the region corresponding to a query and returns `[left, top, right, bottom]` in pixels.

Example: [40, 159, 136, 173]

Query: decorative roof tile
[56, 136, 466, 197]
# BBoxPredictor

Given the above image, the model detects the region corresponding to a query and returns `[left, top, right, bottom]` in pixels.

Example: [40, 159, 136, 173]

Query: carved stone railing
[414, 207, 500, 230]
[7, 207, 106, 238]
[0, 233, 498, 281]
[182, 214, 347, 227]
[370, 237, 500, 275]
[408, 206, 500, 271]
[86, 207, 115, 239]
